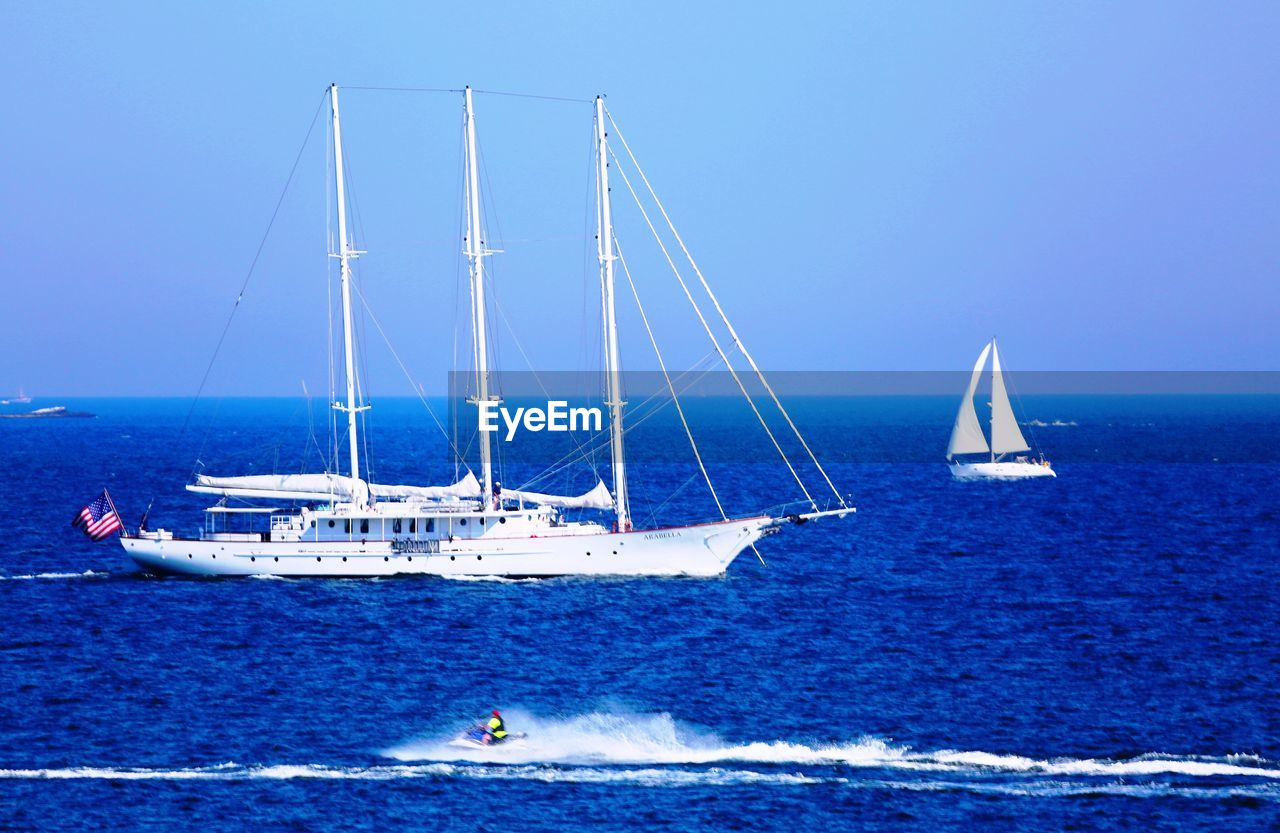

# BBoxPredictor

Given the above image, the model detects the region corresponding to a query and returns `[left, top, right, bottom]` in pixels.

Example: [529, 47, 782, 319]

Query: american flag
[72, 490, 123, 541]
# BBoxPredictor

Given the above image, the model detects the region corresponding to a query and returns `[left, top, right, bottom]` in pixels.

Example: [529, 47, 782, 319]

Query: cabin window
[344, 520, 350, 533]
[409, 519, 417, 533]
[309, 520, 315, 529]
[360, 519, 369, 534]
[393, 519, 402, 534]
[425, 519, 434, 533]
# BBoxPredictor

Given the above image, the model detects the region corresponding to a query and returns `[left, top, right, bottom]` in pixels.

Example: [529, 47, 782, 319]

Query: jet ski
[448, 725, 528, 749]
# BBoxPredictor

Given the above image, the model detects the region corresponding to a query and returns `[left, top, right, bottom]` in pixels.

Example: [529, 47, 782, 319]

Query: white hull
[121, 516, 776, 578]
[950, 461, 1056, 480]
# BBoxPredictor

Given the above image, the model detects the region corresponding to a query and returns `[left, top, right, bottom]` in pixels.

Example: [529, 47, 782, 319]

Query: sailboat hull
[119, 517, 775, 578]
[950, 461, 1056, 480]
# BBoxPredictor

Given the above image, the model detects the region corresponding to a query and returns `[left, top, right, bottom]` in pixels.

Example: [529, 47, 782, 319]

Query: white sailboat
[947, 339, 1055, 479]
[120, 85, 852, 578]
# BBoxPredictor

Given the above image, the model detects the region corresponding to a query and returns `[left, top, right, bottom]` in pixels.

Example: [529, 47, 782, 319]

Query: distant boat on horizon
[1, 386, 32, 405]
[0, 405, 94, 419]
[947, 339, 1055, 479]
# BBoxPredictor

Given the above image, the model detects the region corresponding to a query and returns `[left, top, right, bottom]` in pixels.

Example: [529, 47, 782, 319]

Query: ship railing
[270, 514, 304, 532]
[203, 532, 264, 543]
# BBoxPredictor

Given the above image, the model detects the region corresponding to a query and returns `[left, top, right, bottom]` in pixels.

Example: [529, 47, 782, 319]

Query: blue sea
[1, 395, 1278, 831]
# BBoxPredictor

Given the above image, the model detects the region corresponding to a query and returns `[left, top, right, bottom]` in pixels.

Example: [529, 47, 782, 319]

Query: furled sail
[368, 472, 481, 500]
[188, 473, 365, 501]
[989, 341, 1030, 456]
[502, 479, 614, 510]
[947, 342, 993, 460]
[189, 472, 481, 504]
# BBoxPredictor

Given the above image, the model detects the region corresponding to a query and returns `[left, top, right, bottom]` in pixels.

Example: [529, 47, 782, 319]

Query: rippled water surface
[1, 397, 1278, 830]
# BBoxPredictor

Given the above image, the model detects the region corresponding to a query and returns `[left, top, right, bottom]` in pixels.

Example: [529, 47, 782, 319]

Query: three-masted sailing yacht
[120, 85, 852, 577]
[947, 338, 1055, 479]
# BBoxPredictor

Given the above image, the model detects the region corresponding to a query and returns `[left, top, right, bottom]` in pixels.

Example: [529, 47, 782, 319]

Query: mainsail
[188, 473, 364, 502]
[947, 342, 992, 460]
[189, 472, 483, 504]
[989, 341, 1030, 455]
[502, 479, 614, 510]
[369, 472, 481, 500]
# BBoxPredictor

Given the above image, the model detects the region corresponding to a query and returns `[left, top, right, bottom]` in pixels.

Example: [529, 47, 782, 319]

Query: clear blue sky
[2, 1, 1277, 396]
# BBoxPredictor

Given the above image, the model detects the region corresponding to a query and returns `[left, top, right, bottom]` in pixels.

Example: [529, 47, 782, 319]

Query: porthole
[407, 556, 412, 562]
[274, 557, 279, 562]
[450, 555, 455, 561]
[586, 551, 591, 556]
[613, 551, 618, 555]
[212, 554, 216, 559]
[499, 517, 507, 524]
[316, 556, 321, 562]
[251, 557, 256, 562]
[384, 556, 389, 562]
[342, 557, 347, 562]
[188, 554, 193, 559]
[328, 520, 335, 528]
[460, 518, 467, 526]
[477, 555, 483, 561]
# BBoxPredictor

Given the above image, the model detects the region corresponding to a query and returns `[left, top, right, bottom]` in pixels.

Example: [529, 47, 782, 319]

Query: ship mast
[595, 96, 630, 531]
[329, 84, 367, 491]
[463, 87, 496, 508]
[990, 337, 997, 463]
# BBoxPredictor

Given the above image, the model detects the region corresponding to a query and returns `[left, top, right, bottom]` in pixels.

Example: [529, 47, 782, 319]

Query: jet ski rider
[482, 709, 507, 745]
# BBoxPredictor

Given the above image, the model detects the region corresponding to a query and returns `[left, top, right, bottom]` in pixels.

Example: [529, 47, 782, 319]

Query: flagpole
[103, 489, 126, 539]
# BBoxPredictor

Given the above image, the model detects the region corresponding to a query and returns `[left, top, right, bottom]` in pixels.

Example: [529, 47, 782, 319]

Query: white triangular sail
[502, 479, 615, 510]
[947, 342, 992, 460]
[989, 341, 1030, 456]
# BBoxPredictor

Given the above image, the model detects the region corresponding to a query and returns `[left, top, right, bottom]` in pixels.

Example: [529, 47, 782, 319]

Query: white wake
[1, 711, 1274, 796]
[0, 570, 105, 581]
[382, 710, 1279, 779]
